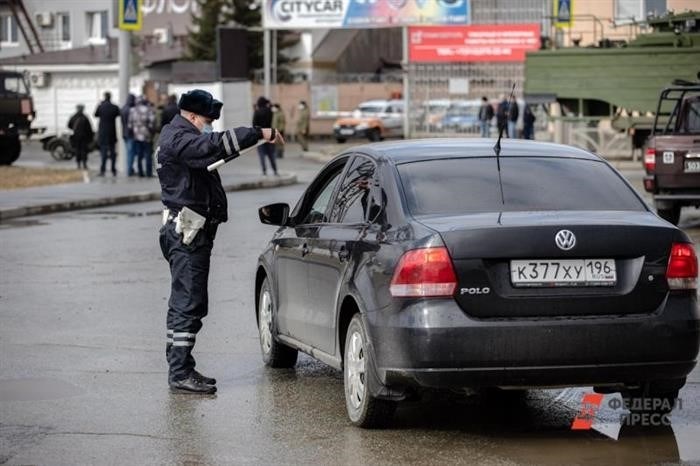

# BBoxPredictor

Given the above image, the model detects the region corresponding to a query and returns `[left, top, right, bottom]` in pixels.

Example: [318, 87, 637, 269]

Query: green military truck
[525, 11, 700, 143]
[0, 71, 35, 165]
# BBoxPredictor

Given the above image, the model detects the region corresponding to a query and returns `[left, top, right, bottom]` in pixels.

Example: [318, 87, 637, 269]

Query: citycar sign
[408, 24, 540, 63]
[263, 0, 470, 29]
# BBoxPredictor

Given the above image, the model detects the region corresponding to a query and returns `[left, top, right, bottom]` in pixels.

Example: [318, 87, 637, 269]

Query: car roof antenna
[493, 82, 517, 207]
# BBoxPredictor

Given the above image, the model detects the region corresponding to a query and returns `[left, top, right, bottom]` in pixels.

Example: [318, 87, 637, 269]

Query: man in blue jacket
[157, 89, 283, 394]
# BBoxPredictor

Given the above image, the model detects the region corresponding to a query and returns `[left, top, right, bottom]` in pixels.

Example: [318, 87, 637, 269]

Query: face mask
[202, 124, 213, 134]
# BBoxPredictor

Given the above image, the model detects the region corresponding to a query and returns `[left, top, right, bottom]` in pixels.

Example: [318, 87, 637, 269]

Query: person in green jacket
[271, 103, 286, 159]
[296, 100, 310, 152]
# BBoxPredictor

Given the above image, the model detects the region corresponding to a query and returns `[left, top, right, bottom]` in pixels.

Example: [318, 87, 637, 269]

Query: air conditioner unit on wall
[36, 12, 54, 28]
[30, 72, 48, 88]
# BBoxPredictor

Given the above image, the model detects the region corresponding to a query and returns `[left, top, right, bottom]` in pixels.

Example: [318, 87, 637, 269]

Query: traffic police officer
[157, 89, 283, 394]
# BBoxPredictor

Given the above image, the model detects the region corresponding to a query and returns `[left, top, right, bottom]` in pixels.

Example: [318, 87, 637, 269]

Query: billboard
[263, 0, 470, 30]
[408, 24, 540, 63]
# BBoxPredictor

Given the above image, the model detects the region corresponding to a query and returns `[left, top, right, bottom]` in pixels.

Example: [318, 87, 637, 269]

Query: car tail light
[390, 247, 457, 297]
[644, 147, 656, 173]
[666, 243, 698, 290]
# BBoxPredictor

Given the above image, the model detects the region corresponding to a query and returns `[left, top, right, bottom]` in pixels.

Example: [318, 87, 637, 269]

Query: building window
[615, 0, 667, 23]
[86, 11, 107, 44]
[0, 14, 19, 46]
[58, 12, 70, 44]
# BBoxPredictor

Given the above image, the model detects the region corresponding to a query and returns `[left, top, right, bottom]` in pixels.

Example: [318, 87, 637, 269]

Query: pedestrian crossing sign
[118, 0, 142, 31]
[554, 0, 573, 28]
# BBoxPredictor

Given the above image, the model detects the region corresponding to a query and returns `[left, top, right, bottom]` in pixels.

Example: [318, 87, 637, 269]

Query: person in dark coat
[496, 95, 509, 138]
[508, 99, 519, 138]
[68, 104, 94, 170]
[121, 94, 136, 175]
[94, 92, 121, 176]
[252, 96, 277, 176]
[160, 94, 178, 128]
[522, 103, 536, 140]
[156, 89, 284, 394]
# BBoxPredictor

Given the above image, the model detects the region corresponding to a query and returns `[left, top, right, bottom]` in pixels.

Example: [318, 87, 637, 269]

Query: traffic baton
[207, 140, 266, 172]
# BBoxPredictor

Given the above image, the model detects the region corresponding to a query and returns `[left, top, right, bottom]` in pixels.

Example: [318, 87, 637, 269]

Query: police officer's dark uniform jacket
[157, 90, 265, 391]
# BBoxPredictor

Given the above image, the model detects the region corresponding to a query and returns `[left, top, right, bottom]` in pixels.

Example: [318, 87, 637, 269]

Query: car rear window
[397, 157, 646, 216]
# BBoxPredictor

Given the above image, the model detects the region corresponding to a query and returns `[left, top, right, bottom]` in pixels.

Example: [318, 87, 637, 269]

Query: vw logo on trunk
[555, 230, 576, 251]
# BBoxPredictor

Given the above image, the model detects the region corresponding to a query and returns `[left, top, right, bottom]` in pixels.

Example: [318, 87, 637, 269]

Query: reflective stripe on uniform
[172, 332, 196, 339]
[222, 130, 233, 155]
[229, 129, 240, 152]
[172, 341, 194, 347]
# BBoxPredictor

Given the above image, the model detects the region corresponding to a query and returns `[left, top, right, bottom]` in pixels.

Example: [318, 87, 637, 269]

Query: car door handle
[338, 247, 350, 262]
[301, 244, 310, 257]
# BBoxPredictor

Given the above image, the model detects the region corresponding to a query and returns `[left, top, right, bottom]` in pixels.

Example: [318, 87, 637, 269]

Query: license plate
[510, 259, 616, 287]
[685, 160, 700, 173]
[339, 129, 354, 135]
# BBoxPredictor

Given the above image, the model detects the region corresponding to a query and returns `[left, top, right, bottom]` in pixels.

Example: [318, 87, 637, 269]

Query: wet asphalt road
[2, 154, 700, 464]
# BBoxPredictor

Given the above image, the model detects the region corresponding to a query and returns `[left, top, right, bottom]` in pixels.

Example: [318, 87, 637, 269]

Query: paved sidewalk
[0, 147, 312, 221]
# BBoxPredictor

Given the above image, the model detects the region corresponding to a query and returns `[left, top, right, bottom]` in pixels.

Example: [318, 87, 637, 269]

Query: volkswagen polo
[255, 139, 700, 428]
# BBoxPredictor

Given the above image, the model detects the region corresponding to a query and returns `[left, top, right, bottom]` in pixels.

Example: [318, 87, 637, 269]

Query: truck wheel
[657, 204, 681, 225]
[0, 134, 21, 165]
[344, 314, 396, 428]
[367, 129, 381, 142]
[258, 277, 298, 368]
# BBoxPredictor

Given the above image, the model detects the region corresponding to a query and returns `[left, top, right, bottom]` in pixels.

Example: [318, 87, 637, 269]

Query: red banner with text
[409, 24, 541, 63]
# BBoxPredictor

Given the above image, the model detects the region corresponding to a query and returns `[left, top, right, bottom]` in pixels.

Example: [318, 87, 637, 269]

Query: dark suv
[644, 79, 700, 225]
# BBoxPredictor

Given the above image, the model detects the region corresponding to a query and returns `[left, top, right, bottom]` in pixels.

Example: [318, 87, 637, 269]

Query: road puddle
[0, 378, 85, 402]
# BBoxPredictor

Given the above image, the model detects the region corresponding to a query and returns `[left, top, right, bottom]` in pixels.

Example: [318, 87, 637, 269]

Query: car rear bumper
[365, 294, 700, 390]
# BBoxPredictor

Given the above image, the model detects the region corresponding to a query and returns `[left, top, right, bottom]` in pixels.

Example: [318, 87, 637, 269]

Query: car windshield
[397, 157, 646, 216]
[358, 105, 385, 114]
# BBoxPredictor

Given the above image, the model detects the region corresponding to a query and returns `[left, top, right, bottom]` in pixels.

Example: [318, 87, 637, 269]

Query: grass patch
[0, 166, 83, 190]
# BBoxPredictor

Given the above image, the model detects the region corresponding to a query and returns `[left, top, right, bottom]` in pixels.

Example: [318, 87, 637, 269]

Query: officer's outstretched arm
[180, 127, 265, 169]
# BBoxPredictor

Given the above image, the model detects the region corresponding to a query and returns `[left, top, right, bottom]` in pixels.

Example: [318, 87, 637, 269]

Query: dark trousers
[257, 143, 277, 175]
[133, 140, 153, 177]
[100, 142, 117, 175]
[74, 141, 88, 169]
[159, 221, 213, 383]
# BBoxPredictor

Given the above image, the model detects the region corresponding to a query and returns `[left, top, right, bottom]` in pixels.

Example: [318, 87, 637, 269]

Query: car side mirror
[259, 203, 289, 226]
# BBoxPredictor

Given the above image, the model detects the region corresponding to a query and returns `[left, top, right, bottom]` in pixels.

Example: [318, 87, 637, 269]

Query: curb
[0, 174, 297, 222]
[300, 151, 334, 164]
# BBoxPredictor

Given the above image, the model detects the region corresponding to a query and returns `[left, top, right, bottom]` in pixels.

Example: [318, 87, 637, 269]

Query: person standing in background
[508, 99, 519, 139]
[478, 96, 494, 138]
[161, 94, 179, 128]
[271, 103, 286, 159]
[94, 92, 120, 177]
[522, 103, 536, 140]
[68, 104, 93, 171]
[121, 94, 136, 176]
[296, 100, 310, 152]
[128, 96, 157, 177]
[253, 97, 278, 176]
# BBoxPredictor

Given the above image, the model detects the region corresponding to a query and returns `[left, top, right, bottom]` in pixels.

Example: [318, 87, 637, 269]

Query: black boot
[170, 376, 217, 394]
[192, 370, 216, 385]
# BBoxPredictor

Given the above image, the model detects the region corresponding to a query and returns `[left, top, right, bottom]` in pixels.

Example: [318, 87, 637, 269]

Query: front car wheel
[258, 277, 298, 368]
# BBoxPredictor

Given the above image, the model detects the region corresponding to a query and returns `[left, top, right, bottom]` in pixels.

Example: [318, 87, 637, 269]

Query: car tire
[344, 314, 396, 428]
[50, 142, 71, 161]
[336, 137, 347, 144]
[258, 277, 298, 368]
[367, 129, 381, 142]
[657, 204, 681, 225]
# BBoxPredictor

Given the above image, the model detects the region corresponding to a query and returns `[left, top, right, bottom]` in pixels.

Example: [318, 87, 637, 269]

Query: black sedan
[255, 139, 700, 428]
